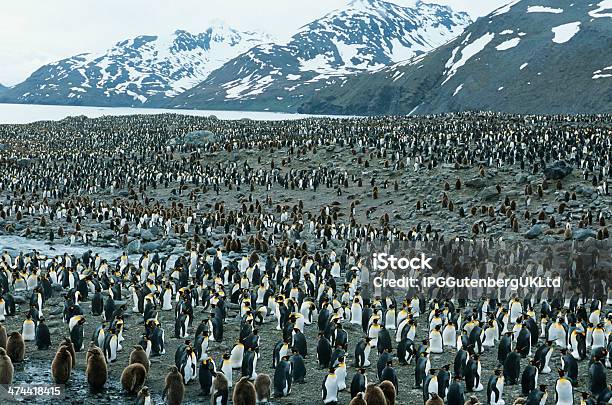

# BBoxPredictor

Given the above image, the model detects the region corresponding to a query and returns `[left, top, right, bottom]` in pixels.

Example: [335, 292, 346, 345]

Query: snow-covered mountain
[166, 0, 471, 111]
[300, 0, 612, 115]
[0, 24, 272, 106]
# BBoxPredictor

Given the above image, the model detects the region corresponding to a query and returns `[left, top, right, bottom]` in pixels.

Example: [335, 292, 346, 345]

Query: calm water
[0, 103, 351, 124]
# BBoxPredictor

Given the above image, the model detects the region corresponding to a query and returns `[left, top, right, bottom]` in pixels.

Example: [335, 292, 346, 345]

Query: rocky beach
[0, 112, 610, 404]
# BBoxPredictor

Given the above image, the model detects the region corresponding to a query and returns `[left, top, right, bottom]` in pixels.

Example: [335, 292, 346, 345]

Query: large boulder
[525, 224, 543, 239]
[140, 229, 154, 241]
[573, 228, 596, 241]
[479, 186, 499, 201]
[141, 241, 162, 251]
[182, 130, 218, 146]
[465, 177, 487, 189]
[544, 161, 572, 180]
[126, 239, 141, 254]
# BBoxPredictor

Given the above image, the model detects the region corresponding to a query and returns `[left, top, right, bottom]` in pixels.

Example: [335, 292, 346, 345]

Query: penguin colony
[0, 112, 609, 404]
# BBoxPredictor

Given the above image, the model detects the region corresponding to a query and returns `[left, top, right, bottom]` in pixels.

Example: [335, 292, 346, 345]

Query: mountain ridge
[166, 0, 471, 111]
[0, 23, 273, 107]
[298, 0, 612, 115]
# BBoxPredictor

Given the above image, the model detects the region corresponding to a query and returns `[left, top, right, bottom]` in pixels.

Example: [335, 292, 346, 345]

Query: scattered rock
[465, 178, 487, 189]
[181, 130, 218, 146]
[515, 174, 528, 185]
[140, 229, 154, 241]
[525, 224, 543, 239]
[573, 228, 596, 241]
[576, 185, 595, 195]
[141, 241, 162, 251]
[13, 295, 27, 305]
[479, 186, 499, 201]
[126, 239, 141, 254]
[543, 161, 572, 180]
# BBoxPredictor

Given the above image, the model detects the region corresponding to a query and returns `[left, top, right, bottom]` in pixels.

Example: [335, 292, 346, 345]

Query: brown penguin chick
[364, 384, 387, 405]
[129, 345, 150, 373]
[558, 203, 566, 214]
[416, 200, 421, 210]
[548, 216, 556, 228]
[212, 371, 229, 400]
[51, 346, 72, 384]
[470, 206, 477, 216]
[488, 206, 495, 217]
[163, 365, 184, 405]
[60, 337, 76, 368]
[0, 347, 14, 384]
[537, 211, 546, 221]
[464, 396, 481, 405]
[0, 324, 7, 349]
[603, 227, 609, 239]
[444, 181, 450, 191]
[537, 185, 543, 198]
[85, 342, 101, 363]
[455, 178, 462, 190]
[233, 376, 257, 405]
[564, 224, 573, 240]
[426, 392, 444, 405]
[448, 201, 454, 212]
[86, 345, 107, 389]
[254, 373, 271, 404]
[512, 218, 519, 232]
[513, 398, 527, 405]
[479, 167, 485, 177]
[121, 363, 147, 394]
[571, 192, 576, 200]
[496, 184, 501, 194]
[556, 180, 563, 190]
[6, 332, 25, 363]
[472, 223, 480, 235]
[379, 380, 396, 405]
[372, 186, 378, 199]
[349, 392, 368, 405]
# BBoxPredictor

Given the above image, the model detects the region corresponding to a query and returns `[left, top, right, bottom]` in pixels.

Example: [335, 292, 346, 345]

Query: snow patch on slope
[593, 66, 612, 79]
[551, 22, 581, 44]
[496, 38, 520, 51]
[453, 83, 464, 96]
[443, 32, 495, 85]
[589, 0, 612, 18]
[491, 0, 521, 17]
[527, 6, 563, 13]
